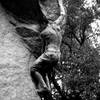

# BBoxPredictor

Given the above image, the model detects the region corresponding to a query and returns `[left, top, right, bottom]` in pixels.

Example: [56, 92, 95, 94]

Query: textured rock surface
[0, 5, 40, 100]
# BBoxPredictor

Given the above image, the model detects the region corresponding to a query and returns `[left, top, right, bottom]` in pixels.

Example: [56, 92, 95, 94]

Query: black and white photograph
[0, 0, 100, 100]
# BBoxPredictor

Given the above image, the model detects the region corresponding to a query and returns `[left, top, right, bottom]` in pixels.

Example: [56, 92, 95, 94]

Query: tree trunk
[0, 4, 40, 100]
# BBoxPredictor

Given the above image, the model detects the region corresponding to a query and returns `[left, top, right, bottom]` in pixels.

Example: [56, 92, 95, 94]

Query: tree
[51, 0, 100, 100]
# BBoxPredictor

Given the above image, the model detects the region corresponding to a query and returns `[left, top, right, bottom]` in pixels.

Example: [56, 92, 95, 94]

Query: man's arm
[54, 0, 66, 26]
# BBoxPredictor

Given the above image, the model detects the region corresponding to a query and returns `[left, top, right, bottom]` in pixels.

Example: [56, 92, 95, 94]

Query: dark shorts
[31, 48, 61, 73]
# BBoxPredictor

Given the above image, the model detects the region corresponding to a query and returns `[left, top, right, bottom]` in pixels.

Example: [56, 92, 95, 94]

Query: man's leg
[31, 48, 60, 90]
[30, 66, 48, 90]
[45, 73, 51, 90]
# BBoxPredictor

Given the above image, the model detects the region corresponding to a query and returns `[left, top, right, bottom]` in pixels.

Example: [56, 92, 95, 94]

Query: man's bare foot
[36, 87, 50, 95]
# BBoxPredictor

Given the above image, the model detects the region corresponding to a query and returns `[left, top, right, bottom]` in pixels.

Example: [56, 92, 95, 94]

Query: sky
[83, 0, 96, 8]
[83, 0, 100, 49]
[89, 19, 100, 48]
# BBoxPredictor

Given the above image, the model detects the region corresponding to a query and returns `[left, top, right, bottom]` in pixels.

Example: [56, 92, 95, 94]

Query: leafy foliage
[46, 0, 100, 100]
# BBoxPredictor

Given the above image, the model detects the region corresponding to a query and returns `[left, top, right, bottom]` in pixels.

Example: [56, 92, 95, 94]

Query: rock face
[0, 5, 40, 100]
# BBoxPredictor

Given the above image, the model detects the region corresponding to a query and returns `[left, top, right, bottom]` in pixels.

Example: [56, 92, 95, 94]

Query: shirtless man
[30, 0, 67, 93]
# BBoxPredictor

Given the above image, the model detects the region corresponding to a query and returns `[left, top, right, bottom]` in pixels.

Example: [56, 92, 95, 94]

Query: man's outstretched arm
[54, 0, 66, 27]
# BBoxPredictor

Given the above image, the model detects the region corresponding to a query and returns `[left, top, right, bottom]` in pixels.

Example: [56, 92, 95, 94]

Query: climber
[30, 0, 67, 93]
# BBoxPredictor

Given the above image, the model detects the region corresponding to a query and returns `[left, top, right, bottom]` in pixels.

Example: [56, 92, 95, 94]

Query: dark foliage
[49, 0, 100, 100]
